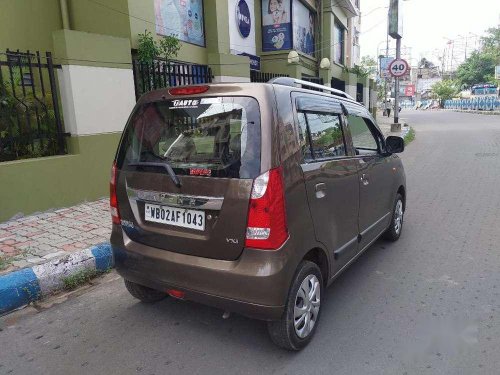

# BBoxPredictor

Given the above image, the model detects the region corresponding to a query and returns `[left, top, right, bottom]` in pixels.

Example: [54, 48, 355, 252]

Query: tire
[124, 279, 167, 303]
[383, 193, 404, 241]
[267, 261, 323, 351]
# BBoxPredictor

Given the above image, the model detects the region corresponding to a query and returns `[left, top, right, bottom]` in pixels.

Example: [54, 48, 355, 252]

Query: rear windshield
[117, 97, 261, 179]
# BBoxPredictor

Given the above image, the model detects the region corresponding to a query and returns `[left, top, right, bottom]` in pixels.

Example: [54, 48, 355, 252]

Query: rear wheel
[267, 261, 323, 351]
[124, 279, 167, 303]
[383, 193, 404, 241]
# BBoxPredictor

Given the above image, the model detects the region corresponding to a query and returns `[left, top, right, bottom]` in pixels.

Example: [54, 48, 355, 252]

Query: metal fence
[132, 59, 213, 100]
[356, 83, 364, 103]
[250, 71, 288, 83]
[0, 50, 66, 162]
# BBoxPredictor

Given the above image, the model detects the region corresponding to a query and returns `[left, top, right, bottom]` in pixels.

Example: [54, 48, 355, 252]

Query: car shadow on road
[113, 238, 396, 357]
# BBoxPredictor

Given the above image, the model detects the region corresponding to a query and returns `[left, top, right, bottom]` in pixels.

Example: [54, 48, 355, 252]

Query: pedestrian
[386, 101, 391, 117]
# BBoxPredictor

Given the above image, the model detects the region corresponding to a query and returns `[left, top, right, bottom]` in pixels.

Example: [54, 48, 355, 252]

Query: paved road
[2, 111, 500, 375]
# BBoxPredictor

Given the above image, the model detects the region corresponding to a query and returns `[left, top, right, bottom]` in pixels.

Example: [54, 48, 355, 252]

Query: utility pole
[388, 0, 404, 127]
[394, 36, 401, 124]
[384, 29, 389, 106]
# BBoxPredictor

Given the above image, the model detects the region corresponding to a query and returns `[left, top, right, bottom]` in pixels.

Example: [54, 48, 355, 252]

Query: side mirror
[386, 136, 405, 154]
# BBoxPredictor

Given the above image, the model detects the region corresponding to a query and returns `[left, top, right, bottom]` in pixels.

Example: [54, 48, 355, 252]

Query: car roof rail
[268, 77, 356, 101]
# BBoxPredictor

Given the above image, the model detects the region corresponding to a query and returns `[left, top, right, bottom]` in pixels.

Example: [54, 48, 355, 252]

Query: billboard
[228, 0, 260, 70]
[404, 84, 415, 97]
[388, 0, 402, 39]
[380, 57, 394, 78]
[496, 66, 500, 80]
[261, 0, 292, 51]
[292, 0, 315, 56]
[154, 0, 205, 46]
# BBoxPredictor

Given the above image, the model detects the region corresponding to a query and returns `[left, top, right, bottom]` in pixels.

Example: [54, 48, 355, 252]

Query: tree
[481, 26, 500, 61]
[455, 51, 496, 87]
[455, 26, 499, 87]
[360, 55, 378, 76]
[349, 56, 378, 78]
[431, 80, 458, 107]
[137, 30, 180, 63]
[418, 57, 435, 69]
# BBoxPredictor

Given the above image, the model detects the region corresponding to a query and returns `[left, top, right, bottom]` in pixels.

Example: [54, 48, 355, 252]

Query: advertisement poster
[228, 0, 260, 70]
[154, 0, 205, 47]
[380, 57, 394, 78]
[404, 84, 415, 97]
[262, 0, 292, 51]
[292, 1, 315, 56]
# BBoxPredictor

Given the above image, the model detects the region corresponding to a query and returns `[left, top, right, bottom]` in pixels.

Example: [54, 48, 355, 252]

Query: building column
[53, 30, 136, 138]
[342, 71, 357, 98]
[360, 76, 370, 108]
[319, 66, 333, 87]
[205, 0, 249, 82]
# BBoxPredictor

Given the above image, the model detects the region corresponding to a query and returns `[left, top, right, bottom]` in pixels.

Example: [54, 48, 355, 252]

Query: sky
[360, 0, 500, 67]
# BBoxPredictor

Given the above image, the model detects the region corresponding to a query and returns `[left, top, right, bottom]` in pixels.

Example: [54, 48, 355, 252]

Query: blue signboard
[238, 52, 261, 71]
[236, 0, 251, 38]
[261, 0, 292, 52]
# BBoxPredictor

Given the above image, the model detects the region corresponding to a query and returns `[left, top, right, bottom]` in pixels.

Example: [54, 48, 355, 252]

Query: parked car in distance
[110, 78, 407, 350]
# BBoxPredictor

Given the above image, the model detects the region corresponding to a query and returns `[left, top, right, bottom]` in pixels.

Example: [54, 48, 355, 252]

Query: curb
[0, 243, 113, 315]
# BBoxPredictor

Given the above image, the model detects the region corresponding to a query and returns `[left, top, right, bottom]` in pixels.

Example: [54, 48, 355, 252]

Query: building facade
[0, 0, 375, 220]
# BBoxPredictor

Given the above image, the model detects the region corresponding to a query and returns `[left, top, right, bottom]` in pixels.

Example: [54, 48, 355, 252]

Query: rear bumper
[111, 227, 294, 320]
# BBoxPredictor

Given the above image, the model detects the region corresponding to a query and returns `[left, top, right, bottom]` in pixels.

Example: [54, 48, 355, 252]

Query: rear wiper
[128, 162, 182, 188]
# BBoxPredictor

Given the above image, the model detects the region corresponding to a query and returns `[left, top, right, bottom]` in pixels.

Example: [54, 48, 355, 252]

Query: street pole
[384, 30, 389, 106]
[394, 36, 401, 124]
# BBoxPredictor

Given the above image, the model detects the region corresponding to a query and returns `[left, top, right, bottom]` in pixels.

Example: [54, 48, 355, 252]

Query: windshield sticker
[190, 168, 212, 177]
[170, 99, 201, 109]
[200, 98, 222, 105]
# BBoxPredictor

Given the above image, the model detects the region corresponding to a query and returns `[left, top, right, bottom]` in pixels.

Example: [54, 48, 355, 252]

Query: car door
[293, 94, 360, 273]
[347, 112, 394, 250]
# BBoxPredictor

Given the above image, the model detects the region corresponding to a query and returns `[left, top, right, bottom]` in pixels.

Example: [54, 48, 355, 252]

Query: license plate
[144, 203, 205, 231]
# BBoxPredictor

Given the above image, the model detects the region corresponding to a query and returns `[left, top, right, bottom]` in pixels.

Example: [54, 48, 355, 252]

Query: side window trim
[302, 111, 315, 160]
[339, 112, 356, 157]
[291, 92, 347, 164]
[300, 110, 348, 162]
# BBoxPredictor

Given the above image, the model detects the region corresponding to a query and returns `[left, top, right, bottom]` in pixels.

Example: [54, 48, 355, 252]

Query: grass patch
[404, 127, 415, 146]
[62, 268, 102, 291]
[0, 256, 12, 271]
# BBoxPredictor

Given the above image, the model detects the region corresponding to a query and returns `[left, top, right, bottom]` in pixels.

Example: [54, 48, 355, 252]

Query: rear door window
[117, 97, 261, 179]
[294, 95, 346, 162]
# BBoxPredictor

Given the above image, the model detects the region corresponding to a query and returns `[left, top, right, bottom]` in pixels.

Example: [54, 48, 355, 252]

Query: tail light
[245, 167, 288, 250]
[168, 85, 209, 95]
[110, 161, 121, 225]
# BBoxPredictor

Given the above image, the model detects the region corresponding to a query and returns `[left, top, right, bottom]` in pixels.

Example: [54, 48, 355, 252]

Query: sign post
[388, 0, 404, 127]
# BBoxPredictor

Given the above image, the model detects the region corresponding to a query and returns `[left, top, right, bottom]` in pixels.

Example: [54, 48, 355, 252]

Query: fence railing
[0, 50, 67, 162]
[132, 59, 213, 100]
[356, 83, 364, 103]
[250, 71, 289, 83]
[301, 76, 324, 91]
[444, 97, 500, 111]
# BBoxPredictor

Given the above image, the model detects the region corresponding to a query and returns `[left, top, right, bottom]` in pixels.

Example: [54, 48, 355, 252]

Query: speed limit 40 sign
[388, 59, 410, 77]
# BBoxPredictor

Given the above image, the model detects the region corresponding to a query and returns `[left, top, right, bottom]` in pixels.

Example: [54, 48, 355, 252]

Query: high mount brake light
[245, 168, 288, 250]
[110, 161, 121, 225]
[168, 86, 209, 95]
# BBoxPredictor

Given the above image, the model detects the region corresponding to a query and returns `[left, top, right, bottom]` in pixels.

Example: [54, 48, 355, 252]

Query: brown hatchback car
[110, 78, 406, 350]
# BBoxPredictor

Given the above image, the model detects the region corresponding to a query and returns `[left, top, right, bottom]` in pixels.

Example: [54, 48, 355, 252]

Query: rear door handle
[315, 183, 326, 199]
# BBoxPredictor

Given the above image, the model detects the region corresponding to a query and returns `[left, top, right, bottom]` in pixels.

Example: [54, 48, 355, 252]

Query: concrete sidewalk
[0, 199, 111, 274]
[375, 110, 411, 138]
[0, 199, 112, 314]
